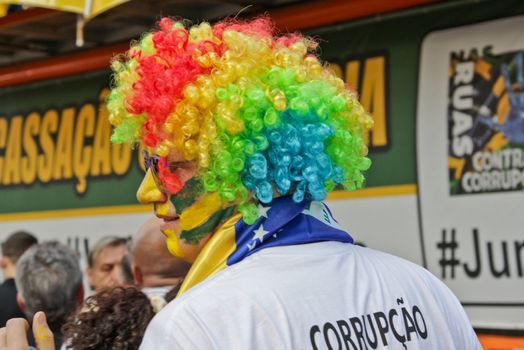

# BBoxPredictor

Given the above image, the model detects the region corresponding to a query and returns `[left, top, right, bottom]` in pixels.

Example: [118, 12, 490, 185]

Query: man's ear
[16, 292, 25, 312]
[0, 255, 9, 269]
[132, 264, 143, 286]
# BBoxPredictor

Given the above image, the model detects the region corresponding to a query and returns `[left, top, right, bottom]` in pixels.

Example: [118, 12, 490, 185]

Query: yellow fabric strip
[177, 213, 242, 296]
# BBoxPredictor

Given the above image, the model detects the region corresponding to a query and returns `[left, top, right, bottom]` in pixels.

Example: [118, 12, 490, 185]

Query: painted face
[137, 148, 232, 262]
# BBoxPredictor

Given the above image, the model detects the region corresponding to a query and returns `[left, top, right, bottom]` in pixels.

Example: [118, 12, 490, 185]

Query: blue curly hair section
[242, 110, 347, 204]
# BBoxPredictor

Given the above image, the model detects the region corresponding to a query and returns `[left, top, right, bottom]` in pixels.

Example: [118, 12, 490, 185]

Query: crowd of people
[0, 217, 190, 349]
[1, 15, 481, 350]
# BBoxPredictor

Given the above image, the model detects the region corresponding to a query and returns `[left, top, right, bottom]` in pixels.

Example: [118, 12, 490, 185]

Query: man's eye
[169, 161, 194, 173]
[100, 265, 113, 272]
[151, 158, 160, 171]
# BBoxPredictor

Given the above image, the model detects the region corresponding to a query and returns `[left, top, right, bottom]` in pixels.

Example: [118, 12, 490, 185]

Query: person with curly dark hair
[62, 287, 154, 350]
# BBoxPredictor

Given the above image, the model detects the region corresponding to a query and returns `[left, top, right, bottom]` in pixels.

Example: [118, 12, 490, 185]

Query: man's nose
[137, 169, 166, 204]
[110, 267, 125, 286]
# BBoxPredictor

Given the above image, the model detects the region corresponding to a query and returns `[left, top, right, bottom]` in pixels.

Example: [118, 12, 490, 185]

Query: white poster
[417, 16, 524, 328]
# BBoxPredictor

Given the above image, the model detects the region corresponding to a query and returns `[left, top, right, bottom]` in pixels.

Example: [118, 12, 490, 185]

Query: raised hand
[0, 312, 55, 350]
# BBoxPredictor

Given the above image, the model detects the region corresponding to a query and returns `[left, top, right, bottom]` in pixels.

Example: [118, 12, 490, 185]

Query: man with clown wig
[106, 17, 480, 350]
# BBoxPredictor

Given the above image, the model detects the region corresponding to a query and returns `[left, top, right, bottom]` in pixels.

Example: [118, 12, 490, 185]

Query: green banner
[0, 70, 144, 213]
[1, 0, 523, 214]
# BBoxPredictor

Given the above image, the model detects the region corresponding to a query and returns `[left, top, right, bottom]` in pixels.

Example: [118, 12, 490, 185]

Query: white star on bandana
[258, 204, 270, 218]
[252, 224, 269, 243]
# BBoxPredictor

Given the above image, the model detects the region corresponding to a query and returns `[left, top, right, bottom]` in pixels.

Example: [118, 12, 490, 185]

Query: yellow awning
[0, 0, 129, 19]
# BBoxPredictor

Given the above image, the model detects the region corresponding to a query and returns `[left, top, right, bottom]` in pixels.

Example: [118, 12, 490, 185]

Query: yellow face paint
[136, 169, 165, 204]
[164, 228, 185, 258]
[179, 192, 222, 231]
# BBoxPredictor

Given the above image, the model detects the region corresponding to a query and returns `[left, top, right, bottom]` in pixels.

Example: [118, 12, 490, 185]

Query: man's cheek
[96, 270, 106, 279]
[179, 192, 223, 232]
[168, 177, 203, 213]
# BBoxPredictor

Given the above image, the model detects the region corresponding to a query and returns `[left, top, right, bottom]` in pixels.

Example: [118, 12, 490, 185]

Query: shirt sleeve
[447, 296, 483, 349]
[426, 272, 483, 350]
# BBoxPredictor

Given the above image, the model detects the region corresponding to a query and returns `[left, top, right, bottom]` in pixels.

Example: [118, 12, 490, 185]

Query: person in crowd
[62, 286, 154, 350]
[0, 16, 482, 350]
[86, 236, 128, 292]
[105, 16, 482, 349]
[0, 231, 38, 328]
[15, 242, 83, 349]
[130, 217, 191, 312]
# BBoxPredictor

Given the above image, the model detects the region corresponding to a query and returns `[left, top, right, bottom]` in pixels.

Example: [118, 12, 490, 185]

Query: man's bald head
[131, 217, 191, 287]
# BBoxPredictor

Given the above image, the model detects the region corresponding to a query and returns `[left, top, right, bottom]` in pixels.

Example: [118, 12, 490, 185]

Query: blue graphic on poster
[449, 50, 524, 195]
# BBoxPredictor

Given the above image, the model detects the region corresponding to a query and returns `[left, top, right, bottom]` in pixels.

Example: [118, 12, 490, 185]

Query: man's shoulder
[160, 242, 446, 313]
[169, 241, 442, 295]
[351, 244, 455, 294]
[154, 242, 457, 324]
[0, 278, 16, 287]
[0, 279, 17, 295]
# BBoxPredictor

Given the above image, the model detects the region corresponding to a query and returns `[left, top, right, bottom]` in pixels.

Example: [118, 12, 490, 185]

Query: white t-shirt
[140, 242, 481, 350]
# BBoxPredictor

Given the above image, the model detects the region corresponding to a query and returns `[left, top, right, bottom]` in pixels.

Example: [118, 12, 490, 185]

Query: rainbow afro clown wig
[108, 16, 373, 225]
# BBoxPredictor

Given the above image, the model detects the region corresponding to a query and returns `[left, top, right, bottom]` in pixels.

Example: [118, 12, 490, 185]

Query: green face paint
[170, 178, 204, 213]
[180, 206, 235, 244]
